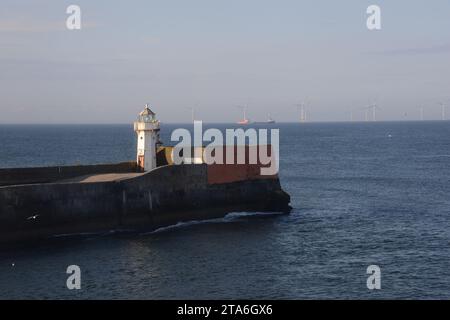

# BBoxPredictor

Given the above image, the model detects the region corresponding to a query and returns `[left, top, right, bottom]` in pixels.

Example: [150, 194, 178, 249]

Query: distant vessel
[254, 114, 276, 124]
[237, 105, 251, 125]
[266, 114, 275, 124]
[237, 119, 250, 125]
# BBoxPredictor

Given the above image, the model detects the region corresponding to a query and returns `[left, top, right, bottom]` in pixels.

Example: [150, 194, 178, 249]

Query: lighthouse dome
[138, 104, 156, 122]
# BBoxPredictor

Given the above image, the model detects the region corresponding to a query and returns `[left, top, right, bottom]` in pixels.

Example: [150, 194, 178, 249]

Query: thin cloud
[0, 19, 97, 33]
[371, 43, 450, 56]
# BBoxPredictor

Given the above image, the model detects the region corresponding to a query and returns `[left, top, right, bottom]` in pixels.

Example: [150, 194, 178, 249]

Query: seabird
[26, 213, 40, 220]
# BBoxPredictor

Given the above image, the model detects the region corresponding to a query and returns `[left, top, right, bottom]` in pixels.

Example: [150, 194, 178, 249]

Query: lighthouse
[134, 104, 161, 171]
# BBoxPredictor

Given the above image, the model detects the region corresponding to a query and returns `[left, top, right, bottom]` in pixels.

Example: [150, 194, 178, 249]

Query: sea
[0, 121, 450, 299]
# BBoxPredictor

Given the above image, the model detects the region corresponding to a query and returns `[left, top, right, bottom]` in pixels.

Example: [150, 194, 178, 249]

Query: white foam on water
[51, 231, 103, 238]
[141, 218, 225, 235]
[224, 211, 285, 220]
[51, 229, 134, 239]
[51, 212, 286, 238]
[142, 211, 285, 235]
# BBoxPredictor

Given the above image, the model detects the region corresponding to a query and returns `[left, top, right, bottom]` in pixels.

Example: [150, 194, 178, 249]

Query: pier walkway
[56, 172, 144, 184]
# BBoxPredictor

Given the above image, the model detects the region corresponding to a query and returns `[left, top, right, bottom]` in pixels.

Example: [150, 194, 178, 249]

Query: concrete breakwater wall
[0, 162, 138, 187]
[0, 164, 290, 243]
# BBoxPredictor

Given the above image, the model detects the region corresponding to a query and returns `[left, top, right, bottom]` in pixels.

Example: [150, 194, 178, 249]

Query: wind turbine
[362, 103, 380, 121]
[360, 106, 370, 122]
[370, 103, 380, 121]
[438, 102, 447, 121]
[294, 102, 307, 123]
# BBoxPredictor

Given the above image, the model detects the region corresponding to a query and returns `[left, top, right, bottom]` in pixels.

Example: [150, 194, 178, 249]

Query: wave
[51, 229, 135, 239]
[49, 212, 285, 238]
[142, 211, 285, 235]
[411, 155, 450, 159]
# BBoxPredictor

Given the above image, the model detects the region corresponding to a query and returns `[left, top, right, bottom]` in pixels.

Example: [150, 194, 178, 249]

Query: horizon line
[0, 120, 448, 125]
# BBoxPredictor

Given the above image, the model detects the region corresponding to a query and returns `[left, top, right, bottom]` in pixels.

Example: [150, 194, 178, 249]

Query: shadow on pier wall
[0, 164, 290, 244]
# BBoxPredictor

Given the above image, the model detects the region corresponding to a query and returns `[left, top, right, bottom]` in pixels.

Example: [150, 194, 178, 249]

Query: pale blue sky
[0, 0, 449, 123]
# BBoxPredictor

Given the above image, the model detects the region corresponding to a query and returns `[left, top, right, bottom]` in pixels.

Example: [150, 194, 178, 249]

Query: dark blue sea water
[1, 122, 450, 299]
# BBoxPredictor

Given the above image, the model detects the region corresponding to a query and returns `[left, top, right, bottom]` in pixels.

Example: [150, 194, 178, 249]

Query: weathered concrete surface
[0, 164, 291, 244]
[0, 162, 138, 187]
[57, 173, 144, 183]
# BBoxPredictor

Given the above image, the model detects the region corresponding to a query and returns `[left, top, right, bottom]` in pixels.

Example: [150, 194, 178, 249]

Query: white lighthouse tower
[134, 104, 161, 171]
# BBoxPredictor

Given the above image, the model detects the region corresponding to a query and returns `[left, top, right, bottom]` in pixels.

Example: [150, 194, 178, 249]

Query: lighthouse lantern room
[134, 104, 161, 171]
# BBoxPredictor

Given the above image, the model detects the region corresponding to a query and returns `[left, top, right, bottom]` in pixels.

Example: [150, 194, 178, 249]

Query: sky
[0, 0, 449, 124]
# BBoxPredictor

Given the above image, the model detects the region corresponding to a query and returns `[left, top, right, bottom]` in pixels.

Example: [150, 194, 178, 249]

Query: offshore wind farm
[183, 100, 450, 124]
